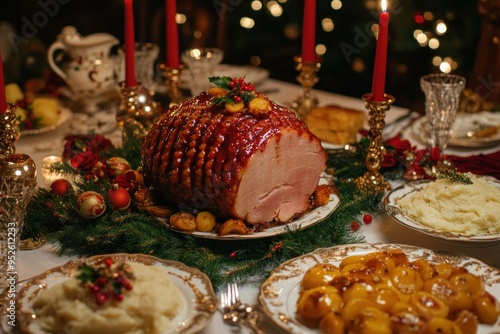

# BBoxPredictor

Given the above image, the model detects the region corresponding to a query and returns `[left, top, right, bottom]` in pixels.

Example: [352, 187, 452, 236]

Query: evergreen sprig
[437, 168, 473, 185]
[22, 132, 391, 290]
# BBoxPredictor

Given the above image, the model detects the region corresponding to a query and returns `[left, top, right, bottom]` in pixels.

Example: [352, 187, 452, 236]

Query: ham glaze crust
[141, 91, 327, 225]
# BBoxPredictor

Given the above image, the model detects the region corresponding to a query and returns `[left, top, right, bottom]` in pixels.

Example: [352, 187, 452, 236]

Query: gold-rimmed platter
[258, 243, 500, 334]
[159, 173, 340, 240]
[384, 179, 500, 246]
[21, 108, 72, 136]
[411, 112, 500, 148]
[0, 253, 218, 334]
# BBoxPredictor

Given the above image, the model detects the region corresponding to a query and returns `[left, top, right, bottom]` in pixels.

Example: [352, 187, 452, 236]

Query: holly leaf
[209, 76, 232, 90]
[211, 95, 235, 105]
[77, 264, 98, 283]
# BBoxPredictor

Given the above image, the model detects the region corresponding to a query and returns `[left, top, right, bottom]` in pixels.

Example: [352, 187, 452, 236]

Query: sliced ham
[141, 91, 327, 225]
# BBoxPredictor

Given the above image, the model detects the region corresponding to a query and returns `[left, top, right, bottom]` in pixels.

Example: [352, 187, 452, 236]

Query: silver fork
[221, 283, 264, 334]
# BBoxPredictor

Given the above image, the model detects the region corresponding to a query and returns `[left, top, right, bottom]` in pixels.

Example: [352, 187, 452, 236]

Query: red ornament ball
[107, 157, 131, 176]
[76, 191, 106, 219]
[108, 186, 131, 211]
[49, 179, 72, 196]
[362, 214, 373, 224]
[350, 221, 360, 231]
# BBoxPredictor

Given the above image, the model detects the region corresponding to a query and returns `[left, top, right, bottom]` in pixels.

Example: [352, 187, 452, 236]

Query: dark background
[1, 0, 483, 112]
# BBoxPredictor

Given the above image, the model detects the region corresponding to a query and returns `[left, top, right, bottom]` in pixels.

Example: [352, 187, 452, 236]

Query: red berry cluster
[228, 77, 255, 103]
[77, 257, 134, 306]
[350, 214, 373, 231]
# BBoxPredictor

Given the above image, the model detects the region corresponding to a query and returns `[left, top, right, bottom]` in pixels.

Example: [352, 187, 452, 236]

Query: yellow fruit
[319, 312, 345, 334]
[390, 310, 426, 333]
[248, 97, 270, 114]
[195, 211, 217, 232]
[32, 104, 60, 126]
[425, 317, 464, 334]
[208, 87, 227, 97]
[341, 298, 391, 334]
[14, 107, 27, 122]
[32, 96, 59, 109]
[224, 102, 244, 113]
[296, 285, 343, 320]
[301, 263, 340, 290]
[410, 291, 449, 320]
[389, 265, 423, 295]
[5, 83, 24, 103]
[474, 292, 500, 324]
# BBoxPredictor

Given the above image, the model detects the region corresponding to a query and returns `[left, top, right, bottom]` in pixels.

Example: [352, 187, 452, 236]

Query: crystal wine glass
[181, 48, 224, 96]
[420, 73, 466, 157]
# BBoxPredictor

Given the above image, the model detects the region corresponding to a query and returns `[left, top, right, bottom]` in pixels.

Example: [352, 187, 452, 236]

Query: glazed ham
[141, 91, 327, 225]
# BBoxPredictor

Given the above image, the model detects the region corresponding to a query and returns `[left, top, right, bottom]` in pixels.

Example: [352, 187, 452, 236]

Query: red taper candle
[371, 0, 389, 101]
[166, 0, 180, 68]
[301, 0, 316, 62]
[0, 51, 6, 112]
[124, 0, 137, 86]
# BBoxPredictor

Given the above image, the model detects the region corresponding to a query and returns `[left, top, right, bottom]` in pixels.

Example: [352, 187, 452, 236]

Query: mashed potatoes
[33, 262, 183, 334]
[398, 175, 500, 236]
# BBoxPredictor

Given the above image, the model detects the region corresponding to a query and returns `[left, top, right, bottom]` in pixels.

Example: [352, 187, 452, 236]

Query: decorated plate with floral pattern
[0, 254, 217, 334]
[21, 108, 72, 136]
[259, 243, 500, 334]
[412, 112, 500, 148]
[384, 179, 500, 246]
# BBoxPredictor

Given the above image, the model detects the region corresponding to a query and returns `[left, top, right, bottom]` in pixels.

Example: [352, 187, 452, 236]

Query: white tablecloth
[7, 78, 500, 334]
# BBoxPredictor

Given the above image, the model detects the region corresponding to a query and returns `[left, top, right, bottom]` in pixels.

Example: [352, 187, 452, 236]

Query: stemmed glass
[181, 48, 224, 96]
[420, 73, 466, 157]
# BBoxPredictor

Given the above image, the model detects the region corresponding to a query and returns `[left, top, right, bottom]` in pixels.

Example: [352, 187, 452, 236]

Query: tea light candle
[41, 155, 64, 188]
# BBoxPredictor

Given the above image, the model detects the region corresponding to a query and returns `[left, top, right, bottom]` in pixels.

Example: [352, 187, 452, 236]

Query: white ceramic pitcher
[47, 26, 119, 113]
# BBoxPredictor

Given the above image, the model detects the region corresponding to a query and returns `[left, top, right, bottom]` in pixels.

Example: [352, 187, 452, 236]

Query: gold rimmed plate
[411, 112, 500, 148]
[158, 173, 340, 240]
[258, 243, 500, 334]
[384, 179, 500, 246]
[21, 108, 72, 136]
[0, 253, 218, 334]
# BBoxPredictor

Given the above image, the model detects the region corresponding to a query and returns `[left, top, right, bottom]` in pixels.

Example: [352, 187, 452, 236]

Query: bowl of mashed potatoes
[11, 254, 218, 334]
[385, 174, 500, 245]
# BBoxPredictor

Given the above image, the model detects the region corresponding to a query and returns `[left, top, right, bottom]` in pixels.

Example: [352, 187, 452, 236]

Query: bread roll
[305, 105, 366, 144]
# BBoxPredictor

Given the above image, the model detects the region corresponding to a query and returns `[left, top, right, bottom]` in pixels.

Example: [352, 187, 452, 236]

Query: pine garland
[23, 136, 391, 289]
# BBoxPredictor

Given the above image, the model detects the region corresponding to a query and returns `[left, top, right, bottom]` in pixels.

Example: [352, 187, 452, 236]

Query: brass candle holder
[291, 56, 321, 121]
[0, 104, 21, 155]
[355, 93, 395, 193]
[159, 64, 183, 107]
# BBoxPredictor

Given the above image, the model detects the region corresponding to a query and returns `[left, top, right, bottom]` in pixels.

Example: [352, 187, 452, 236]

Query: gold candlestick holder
[0, 104, 21, 155]
[355, 93, 395, 193]
[159, 64, 183, 107]
[291, 56, 321, 121]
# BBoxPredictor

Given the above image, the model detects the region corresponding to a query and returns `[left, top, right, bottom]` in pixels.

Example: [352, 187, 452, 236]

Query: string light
[316, 44, 327, 55]
[251, 0, 263, 11]
[266, 1, 283, 16]
[331, 0, 342, 10]
[240, 17, 255, 29]
[436, 21, 447, 35]
[428, 38, 439, 49]
[322, 18, 335, 32]
[176, 13, 186, 24]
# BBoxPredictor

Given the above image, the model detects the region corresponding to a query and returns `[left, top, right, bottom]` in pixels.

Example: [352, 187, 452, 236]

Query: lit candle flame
[382, 0, 387, 12]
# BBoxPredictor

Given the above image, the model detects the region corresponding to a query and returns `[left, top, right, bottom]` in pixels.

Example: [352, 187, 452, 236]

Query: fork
[220, 283, 264, 334]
